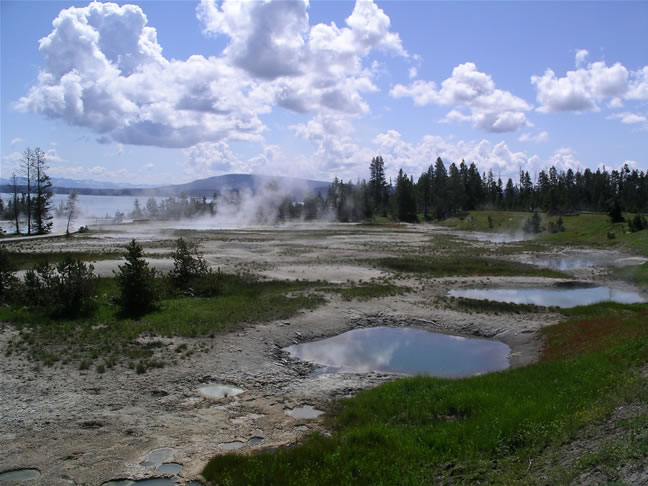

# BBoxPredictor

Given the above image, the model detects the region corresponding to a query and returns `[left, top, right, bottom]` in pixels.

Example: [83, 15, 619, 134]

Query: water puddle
[140, 448, 174, 467]
[247, 437, 264, 446]
[198, 384, 245, 399]
[218, 441, 245, 451]
[0, 469, 41, 481]
[458, 231, 532, 243]
[285, 327, 510, 377]
[532, 257, 599, 270]
[285, 405, 324, 419]
[449, 286, 646, 308]
[102, 479, 176, 486]
[155, 463, 182, 475]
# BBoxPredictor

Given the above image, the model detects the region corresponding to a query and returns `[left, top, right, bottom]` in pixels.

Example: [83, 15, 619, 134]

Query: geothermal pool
[285, 327, 510, 377]
[449, 286, 646, 308]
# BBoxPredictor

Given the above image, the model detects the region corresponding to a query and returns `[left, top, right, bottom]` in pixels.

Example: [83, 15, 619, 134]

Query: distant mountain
[0, 176, 153, 190]
[0, 174, 331, 199]
[157, 174, 331, 198]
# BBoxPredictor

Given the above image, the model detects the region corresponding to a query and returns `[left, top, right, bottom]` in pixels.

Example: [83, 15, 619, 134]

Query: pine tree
[369, 156, 387, 216]
[115, 239, 158, 317]
[32, 147, 54, 234]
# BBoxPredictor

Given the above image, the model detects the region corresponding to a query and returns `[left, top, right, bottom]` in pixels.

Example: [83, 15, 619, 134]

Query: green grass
[436, 296, 548, 314]
[1, 249, 123, 269]
[203, 303, 648, 485]
[1, 275, 325, 369]
[612, 262, 648, 290]
[438, 210, 531, 233]
[375, 255, 566, 278]
[438, 210, 648, 256]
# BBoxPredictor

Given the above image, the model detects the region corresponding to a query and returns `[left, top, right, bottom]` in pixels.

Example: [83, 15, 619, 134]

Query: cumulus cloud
[390, 62, 532, 132]
[372, 129, 540, 179]
[197, 0, 405, 118]
[545, 147, 585, 173]
[531, 57, 648, 113]
[15, 2, 270, 149]
[17, 0, 409, 159]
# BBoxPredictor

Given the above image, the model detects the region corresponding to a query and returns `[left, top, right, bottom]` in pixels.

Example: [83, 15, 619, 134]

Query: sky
[1, 0, 647, 186]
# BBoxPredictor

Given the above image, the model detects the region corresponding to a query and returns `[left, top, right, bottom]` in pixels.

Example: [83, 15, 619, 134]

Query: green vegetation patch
[1, 274, 324, 369]
[439, 210, 530, 233]
[203, 304, 648, 485]
[437, 296, 547, 314]
[375, 255, 565, 278]
[2, 250, 122, 269]
[611, 261, 648, 290]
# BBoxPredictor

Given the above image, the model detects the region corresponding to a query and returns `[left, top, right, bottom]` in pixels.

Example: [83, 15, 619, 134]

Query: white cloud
[17, 0, 410, 156]
[16, 2, 270, 149]
[531, 58, 648, 113]
[390, 62, 532, 132]
[197, 0, 405, 118]
[607, 111, 648, 130]
[607, 112, 647, 125]
[10, 137, 23, 146]
[575, 49, 589, 68]
[545, 147, 585, 173]
[608, 97, 624, 108]
[408, 67, 417, 79]
[518, 131, 549, 143]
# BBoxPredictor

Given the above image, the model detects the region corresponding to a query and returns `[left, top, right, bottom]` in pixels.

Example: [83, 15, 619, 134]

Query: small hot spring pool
[284, 327, 510, 377]
[449, 286, 645, 308]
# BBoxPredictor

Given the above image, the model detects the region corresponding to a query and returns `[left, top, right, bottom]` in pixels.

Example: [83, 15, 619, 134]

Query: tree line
[121, 156, 648, 225]
[320, 157, 648, 223]
[3, 149, 647, 233]
[1, 147, 54, 235]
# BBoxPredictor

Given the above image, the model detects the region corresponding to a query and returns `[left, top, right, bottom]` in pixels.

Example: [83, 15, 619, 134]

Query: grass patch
[542, 302, 648, 361]
[438, 210, 530, 233]
[437, 296, 547, 314]
[438, 211, 648, 256]
[375, 255, 565, 278]
[1, 274, 325, 369]
[331, 283, 406, 301]
[611, 261, 648, 290]
[203, 304, 648, 485]
[1, 250, 123, 269]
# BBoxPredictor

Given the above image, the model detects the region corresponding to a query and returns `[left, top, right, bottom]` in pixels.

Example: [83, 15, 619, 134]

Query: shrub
[115, 239, 158, 318]
[523, 212, 542, 233]
[169, 238, 209, 288]
[608, 199, 624, 223]
[548, 216, 566, 233]
[0, 246, 19, 304]
[628, 214, 647, 233]
[169, 238, 221, 296]
[22, 257, 98, 318]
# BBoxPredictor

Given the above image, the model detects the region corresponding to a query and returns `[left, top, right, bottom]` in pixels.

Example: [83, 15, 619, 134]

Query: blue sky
[1, 0, 647, 185]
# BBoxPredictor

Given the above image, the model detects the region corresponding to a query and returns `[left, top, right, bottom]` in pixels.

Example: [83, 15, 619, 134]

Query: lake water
[449, 286, 646, 308]
[284, 327, 510, 377]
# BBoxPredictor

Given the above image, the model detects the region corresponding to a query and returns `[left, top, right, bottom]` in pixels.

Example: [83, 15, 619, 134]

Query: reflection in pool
[532, 257, 599, 270]
[458, 231, 532, 243]
[284, 327, 510, 377]
[449, 287, 645, 308]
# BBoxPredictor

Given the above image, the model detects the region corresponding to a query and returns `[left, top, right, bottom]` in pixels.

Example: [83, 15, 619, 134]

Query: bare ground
[0, 222, 644, 485]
